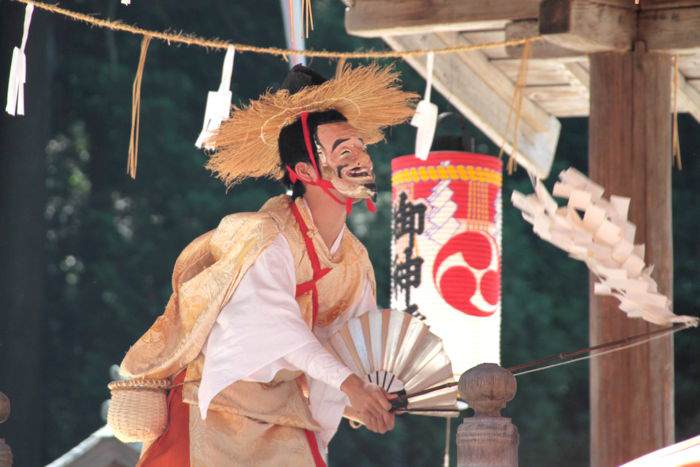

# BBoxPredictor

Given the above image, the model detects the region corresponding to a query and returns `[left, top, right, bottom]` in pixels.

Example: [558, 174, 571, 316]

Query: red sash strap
[290, 201, 332, 327]
[304, 429, 328, 467]
[290, 201, 331, 467]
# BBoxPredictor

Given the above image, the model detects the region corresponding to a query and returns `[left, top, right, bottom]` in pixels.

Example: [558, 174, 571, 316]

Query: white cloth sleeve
[303, 272, 378, 447]
[198, 234, 325, 418]
[198, 233, 354, 419]
[283, 341, 353, 390]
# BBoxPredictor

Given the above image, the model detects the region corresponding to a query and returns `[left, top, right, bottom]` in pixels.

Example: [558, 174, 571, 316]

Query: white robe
[198, 226, 377, 450]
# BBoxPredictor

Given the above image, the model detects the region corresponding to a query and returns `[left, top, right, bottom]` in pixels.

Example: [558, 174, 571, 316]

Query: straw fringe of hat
[205, 64, 418, 188]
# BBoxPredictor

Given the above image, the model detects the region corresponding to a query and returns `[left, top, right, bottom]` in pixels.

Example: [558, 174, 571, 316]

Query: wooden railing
[456, 363, 519, 467]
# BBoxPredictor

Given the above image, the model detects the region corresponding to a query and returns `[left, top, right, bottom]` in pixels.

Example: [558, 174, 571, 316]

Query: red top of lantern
[391, 151, 503, 172]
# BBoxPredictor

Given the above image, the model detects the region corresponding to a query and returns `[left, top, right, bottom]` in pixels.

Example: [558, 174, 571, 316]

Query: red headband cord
[285, 111, 376, 214]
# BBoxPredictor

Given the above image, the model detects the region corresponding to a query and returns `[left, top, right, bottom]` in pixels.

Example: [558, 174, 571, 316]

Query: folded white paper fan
[326, 308, 460, 416]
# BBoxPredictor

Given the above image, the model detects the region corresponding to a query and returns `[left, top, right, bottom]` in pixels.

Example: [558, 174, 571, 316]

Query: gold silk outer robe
[120, 195, 376, 466]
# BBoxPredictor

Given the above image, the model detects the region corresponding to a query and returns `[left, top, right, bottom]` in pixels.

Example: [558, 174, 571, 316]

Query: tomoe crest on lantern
[433, 230, 500, 317]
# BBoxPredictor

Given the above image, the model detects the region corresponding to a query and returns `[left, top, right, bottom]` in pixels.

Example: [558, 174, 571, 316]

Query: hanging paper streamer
[410, 52, 437, 161]
[391, 152, 503, 377]
[280, 0, 306, 67]
[5, 3, 34, 116]
[195, 46, 235, 149]
[127, 36, 152, 179]
[512, 167, 698, 327]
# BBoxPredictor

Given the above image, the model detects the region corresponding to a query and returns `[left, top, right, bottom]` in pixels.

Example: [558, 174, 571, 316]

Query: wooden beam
[505, 20, 700, 117]
[579, 0, 639, 5]
[345, 0, 540, 37]
[588, 46, 674, 467]
[641, 0, 700, 9]
[345, 0, 700, 53]
[539, 0, 636, 52]
[639, 6, 700, 53]
[539, 0, 700, 53]
[382, 33, 561, 178]
[505, 19, 584, 59]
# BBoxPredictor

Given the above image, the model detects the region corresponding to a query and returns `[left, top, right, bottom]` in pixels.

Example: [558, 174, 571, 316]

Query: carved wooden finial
[456, 363, 519, 467]
[459, 363, 517, 417]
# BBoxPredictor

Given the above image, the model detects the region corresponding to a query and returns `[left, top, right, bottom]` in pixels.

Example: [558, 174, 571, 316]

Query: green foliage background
[5, 0, 698, 465]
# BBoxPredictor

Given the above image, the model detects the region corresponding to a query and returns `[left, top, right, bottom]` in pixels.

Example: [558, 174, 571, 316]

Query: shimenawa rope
[14, 0, 543, 59]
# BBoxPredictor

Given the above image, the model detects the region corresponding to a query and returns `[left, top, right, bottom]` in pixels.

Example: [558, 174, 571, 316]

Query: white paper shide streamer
[6, 4, 34, 116]
[512, 167, 698, 327]
[195, 46, 235, 149]
[410, 52, 437, 161]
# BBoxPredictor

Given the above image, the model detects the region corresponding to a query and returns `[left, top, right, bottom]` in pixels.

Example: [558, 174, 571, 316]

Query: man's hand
[340, 374, 395, 434]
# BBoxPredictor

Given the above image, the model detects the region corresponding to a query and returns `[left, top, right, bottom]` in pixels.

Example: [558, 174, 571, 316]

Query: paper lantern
[391, 151, 502, 377]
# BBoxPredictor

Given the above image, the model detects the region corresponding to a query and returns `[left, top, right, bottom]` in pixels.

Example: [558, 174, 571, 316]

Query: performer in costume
[117, 64, 416, 466]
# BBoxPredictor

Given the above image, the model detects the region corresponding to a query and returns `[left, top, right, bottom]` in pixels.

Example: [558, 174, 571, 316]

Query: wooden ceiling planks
[679, 55, 700, 79]
[491, 58, 577, 86]
[458, 30, 509, 59]
[383, 32, 561, 178]
[524, 85, 589, 117]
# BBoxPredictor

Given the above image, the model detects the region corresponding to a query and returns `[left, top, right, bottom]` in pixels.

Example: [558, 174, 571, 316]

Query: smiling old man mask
[314, 121, 377, 201]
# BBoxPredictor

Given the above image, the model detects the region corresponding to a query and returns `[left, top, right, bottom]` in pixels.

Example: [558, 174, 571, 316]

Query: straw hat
[205, 64, 417, 188]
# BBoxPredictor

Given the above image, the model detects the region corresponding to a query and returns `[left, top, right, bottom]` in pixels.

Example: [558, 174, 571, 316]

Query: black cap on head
[280, 64, 328, 94]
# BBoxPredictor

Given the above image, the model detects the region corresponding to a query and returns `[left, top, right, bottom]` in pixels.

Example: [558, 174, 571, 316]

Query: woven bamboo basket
[107, 378, 169, 442]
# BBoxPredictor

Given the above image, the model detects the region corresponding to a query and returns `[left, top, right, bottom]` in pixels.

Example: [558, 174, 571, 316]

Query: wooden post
[456, 363, 518, 467]
[588, 43, 674, 467]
